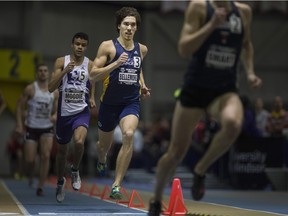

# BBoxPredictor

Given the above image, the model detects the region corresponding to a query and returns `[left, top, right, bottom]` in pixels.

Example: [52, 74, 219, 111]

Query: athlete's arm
[50, 90, 59, 123]
[15, 84, 33, 134]
[139, 44, 150, 98]
[90, 40, 127, 82]
[178, 0, 227, 58]
[239, 3, 262, 88]
[48, 57, 75, 92]
[88, 60, 96, 108]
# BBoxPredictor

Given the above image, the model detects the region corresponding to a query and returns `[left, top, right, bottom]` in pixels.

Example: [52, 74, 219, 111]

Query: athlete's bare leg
[153, 101, 204, 201]
[194, 93, 243, 176]
[56, 144, 68, 181]
[97, 130, 114, 164]
[72, 126, 87, 169]
[112, 115, 139, 187]
[24, 140, 37, 184]
[37, 135, 53, 189]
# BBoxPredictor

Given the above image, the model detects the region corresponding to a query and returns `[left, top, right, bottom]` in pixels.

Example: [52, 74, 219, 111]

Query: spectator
[254, 97, 270, 137]
[142, 117, 170, 173]
[267, 96, 286, 137]
[240, 95, 261, 138]
[191, 115, 220, 154]
[6, 131, 24, 179]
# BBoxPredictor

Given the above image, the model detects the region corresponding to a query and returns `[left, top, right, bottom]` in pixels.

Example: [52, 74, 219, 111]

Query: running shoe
[36, 188, 44, 196]
[191, 172, 205, 201]
[71, 168, 81, 191]
[97, 162, 107, 177]
[109, 186, 122, 200]
[56, 177, 66, 203]
[148, 200, 162, 216]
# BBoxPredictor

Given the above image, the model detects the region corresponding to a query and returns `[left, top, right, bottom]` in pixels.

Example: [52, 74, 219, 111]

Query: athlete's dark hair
[115, 7, 141, 33]
[36, 63, 48, 71]
[72, 32, 89, 44]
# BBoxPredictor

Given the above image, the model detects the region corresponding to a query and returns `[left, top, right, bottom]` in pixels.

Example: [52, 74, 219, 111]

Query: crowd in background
[4, 94, 288, 179]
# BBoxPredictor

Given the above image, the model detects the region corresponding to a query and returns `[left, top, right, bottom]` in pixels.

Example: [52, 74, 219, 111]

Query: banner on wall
[0, 49, 42, 82]
[229, 137, 285, 189]
[0, 49, 42, 113]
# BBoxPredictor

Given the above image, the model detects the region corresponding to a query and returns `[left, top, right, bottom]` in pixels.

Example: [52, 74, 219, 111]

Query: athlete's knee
[40, 152, 51, 161]
[166, 146, 187, 165]
[222, 117, 242, 135]
[74, 137, 85, 146]
[122, 129, 134, 142]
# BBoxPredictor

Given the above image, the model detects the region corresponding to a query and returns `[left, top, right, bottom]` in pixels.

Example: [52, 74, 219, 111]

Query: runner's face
[72, 38, 88, 57]
[37, 66, 49, 82]
[118, 16, 137, 41]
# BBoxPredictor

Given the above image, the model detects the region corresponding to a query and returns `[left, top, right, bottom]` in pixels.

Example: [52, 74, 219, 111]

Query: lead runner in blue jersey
[90, 7, 150, 200]
[149, 1, 262, 215]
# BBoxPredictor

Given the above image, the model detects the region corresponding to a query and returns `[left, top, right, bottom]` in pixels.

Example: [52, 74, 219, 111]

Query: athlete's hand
[14, 125, 24, 136]
[89, 98, 96, 108]
[64, 61, 75, 73]
[50, 114, 57, 123]
[141, 86, 151, 99]
[211, 8, 227, 28]
[247, 74, 262, 89]
[117, 52, 129, 65]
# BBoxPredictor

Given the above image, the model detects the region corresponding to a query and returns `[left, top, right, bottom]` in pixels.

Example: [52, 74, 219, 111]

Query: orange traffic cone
[116, 187, 130, 204]
[100, 185, 114, 200]
[162, 178, 187, 216]
[89, 183, 102, 197]
[127, 190, 145, 208]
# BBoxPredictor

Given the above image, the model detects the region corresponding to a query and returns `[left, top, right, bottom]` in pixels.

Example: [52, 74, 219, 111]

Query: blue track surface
[4, 179, 147, 216]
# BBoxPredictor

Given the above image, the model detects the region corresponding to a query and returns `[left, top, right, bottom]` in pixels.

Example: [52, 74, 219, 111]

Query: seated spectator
[6, 131, 24, 179]
[142, 117, 170, 173]
[191, 114, 220, 153]
[267, 96, 286, 137]
[240, 95, 261, 138]
[254, 97, 270, 137]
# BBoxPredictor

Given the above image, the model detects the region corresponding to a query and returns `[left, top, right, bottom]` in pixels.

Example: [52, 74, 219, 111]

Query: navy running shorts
[98, 101, 140, 132]
[179, 87, 237, 108]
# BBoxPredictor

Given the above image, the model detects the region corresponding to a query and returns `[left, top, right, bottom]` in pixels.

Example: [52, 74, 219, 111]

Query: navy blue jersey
[183, 1, 244, 91]
[100, 39, 142, 105]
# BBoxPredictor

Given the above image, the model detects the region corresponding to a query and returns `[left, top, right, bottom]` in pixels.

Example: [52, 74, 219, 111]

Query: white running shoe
[71, 168, 81, 191]
[56, 177, 66, 203]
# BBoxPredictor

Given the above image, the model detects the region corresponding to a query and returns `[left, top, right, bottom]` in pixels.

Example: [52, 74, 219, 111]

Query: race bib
[205, 49, 236, 69]
[119, 72, 138, 84]
[64, 88, 84, 103]
[35, 101, 50, 119]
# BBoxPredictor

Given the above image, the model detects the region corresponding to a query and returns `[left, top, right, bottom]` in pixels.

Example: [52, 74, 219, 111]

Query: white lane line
[201, 201, 288, 216]
[0, 180, 30, 216]
[0, 213, 21, 215]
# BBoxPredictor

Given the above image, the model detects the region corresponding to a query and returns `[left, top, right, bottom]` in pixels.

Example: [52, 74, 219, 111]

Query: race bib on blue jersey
[119, 72, 138, 84]
[205, 45, 236, 69]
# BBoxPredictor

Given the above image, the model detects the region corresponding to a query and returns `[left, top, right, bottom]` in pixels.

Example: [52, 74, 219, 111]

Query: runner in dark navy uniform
[149, 1, 261, 215]
[90, 7, 150, 200]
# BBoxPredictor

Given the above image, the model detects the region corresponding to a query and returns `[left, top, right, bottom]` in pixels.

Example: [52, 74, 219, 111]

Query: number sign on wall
[0, 50, 42, 82]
